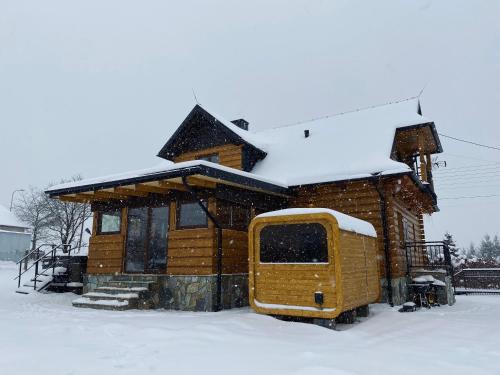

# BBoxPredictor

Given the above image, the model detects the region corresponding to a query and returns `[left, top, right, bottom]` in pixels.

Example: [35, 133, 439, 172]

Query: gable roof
[250, 99, 438, 186]
[157, 104, 267, 161]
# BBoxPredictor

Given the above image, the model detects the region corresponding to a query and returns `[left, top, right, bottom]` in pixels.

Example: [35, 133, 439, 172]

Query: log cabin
[46, 99, 444, 311]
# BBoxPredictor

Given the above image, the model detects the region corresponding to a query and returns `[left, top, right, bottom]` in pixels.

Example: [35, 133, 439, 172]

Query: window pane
[260, 223, 328, 263]
[178, 201, 207, 228]
[199, 154, 219, 164]
[217, 200, 250, 230]
[125, 207, 148, 272]
[99, 210, 121, 233]
[148, 206, 169, 271]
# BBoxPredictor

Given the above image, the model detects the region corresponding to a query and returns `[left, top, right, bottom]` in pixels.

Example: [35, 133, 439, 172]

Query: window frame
[176, 199, 209, 230]
[97, 209, 122, 235]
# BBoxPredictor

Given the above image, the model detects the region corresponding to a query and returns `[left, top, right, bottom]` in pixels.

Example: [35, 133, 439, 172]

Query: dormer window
[198, 153, 219, 164]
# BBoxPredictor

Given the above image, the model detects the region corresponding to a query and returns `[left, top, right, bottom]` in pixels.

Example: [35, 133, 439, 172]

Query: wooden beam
[185, 176, 216, 189]
[58, 195, 91, 203]
[79, 191, 129, 200]
[113, 187, 148, 197]
[134, 183, 171, 195]
[158, 180, 188, 191]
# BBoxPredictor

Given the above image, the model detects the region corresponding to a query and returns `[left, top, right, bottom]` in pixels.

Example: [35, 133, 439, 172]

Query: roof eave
[45, 164, 290, 198]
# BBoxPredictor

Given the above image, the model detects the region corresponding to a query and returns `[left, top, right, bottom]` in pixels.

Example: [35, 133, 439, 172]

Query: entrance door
[125, 207, 148, 273]
[125, 206, 169, 273]
[147, 206, 169, 272]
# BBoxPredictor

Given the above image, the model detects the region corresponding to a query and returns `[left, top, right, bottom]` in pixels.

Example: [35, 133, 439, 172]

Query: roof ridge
[262, 96, 421, 131]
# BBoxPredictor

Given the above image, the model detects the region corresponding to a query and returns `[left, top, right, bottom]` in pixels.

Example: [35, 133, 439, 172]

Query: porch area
[45, 161, 289, 311]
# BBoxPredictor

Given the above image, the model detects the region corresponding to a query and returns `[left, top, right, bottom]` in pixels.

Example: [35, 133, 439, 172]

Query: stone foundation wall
[83, 273, 249, 312]
[380, 277, 408, 306]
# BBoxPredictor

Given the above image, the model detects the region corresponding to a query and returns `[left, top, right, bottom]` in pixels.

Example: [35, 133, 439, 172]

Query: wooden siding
[174, 144, 243, 170]
[87, 234, 125, 274]
[167, 228, 216, 275]
[87, 208, 127, 274]
[222, 229, 248, 273]
[339, 231, 380, 310]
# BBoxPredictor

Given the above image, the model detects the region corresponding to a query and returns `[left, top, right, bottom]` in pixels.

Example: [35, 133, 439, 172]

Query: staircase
[16, 266, 67, 294]
[72, 276, 160, 311]
[15, 244, 75, 295]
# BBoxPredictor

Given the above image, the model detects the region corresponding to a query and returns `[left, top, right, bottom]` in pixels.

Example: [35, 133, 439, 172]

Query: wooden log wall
[221, 229, 248, 274]
[174, 144, 243, 170]
[166, 200, 216, 275]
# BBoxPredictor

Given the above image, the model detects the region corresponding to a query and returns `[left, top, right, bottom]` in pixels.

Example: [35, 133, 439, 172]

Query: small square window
[198, 153, 219, 164]
[97, 210, 122, 234]
[177, 201, 208, 229]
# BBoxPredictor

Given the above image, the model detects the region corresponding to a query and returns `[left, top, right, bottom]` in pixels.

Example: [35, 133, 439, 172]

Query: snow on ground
[1, 261, 499, 375]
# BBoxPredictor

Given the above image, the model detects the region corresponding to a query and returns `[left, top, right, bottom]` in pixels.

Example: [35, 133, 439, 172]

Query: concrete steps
[72, 277, 159, 311]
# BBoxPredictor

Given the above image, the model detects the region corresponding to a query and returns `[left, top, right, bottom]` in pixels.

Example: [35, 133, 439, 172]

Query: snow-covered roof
[196, 104, 269, 151]
[46, 160, 288, 194]
[0, 205, 30, 229]
[47, 99, 435, 197]
[250, 99, 429, 186]
[256, 208, 377, 237]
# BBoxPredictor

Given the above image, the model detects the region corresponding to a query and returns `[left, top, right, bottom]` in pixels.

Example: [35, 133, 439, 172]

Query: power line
[438, 133, 500, 151]
[277, 95, 419, 128]
[439, 194, 500, 200]
[445, 153, 500, 164]
[434, 164, 500, 173]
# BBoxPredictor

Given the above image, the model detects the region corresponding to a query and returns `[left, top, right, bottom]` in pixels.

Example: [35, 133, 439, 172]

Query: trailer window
[259, 223, 328, 263]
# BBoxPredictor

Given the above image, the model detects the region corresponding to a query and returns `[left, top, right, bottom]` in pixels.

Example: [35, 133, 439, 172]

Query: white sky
[1, 0, 499, 248]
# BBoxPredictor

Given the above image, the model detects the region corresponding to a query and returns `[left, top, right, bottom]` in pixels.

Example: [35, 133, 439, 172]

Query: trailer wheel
[337, 310, 356, 324]
[312, 318, 337, 330]
[355, 305, 370, 317]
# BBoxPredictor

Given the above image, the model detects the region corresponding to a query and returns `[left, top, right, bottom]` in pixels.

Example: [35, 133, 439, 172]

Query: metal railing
[14, 243, 72, 290]
[405, 241, 453, 276]
[454, 268, 500, 295]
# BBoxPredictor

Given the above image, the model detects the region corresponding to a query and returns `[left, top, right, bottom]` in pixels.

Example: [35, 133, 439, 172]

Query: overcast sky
[1, 0, 499, 248]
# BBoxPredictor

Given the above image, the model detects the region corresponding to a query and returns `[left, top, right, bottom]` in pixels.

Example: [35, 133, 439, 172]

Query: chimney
[231, 119, 249, 131]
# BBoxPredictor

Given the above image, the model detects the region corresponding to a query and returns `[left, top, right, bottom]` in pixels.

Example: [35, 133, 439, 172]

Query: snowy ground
[1, 261, 499, 375]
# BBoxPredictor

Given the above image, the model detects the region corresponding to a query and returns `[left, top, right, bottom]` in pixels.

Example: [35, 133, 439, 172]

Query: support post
[181, 176, 223, 312]
[372, 175, 393, 306]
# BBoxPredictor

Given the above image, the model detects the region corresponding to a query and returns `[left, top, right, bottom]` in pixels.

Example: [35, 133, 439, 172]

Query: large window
[217, 200, 251, 230]
[259, 223, 328, 263]
[97, 209, 121, 234]
[177, 200, 208, 229]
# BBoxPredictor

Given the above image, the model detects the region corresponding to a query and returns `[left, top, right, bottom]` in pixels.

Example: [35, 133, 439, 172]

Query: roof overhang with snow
[45, 160, 291, 202]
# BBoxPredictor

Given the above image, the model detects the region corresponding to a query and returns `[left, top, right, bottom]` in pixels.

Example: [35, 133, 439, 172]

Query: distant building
[0, 205, 31, 261]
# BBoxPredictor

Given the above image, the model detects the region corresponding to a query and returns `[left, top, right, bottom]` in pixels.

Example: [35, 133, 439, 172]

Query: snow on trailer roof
[250, 99, 429, 186]
[256, 208, 377, 238]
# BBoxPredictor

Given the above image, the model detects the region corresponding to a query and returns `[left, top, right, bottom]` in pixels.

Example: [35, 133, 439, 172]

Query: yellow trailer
[249, 208, 380, 322]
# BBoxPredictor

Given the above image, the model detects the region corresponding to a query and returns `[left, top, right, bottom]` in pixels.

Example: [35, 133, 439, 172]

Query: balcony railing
[405, 241, 453, 276]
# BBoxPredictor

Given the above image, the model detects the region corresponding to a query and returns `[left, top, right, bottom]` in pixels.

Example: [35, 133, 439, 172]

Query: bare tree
[45, 176, 92, 252]
[12, 186, 52, 253]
